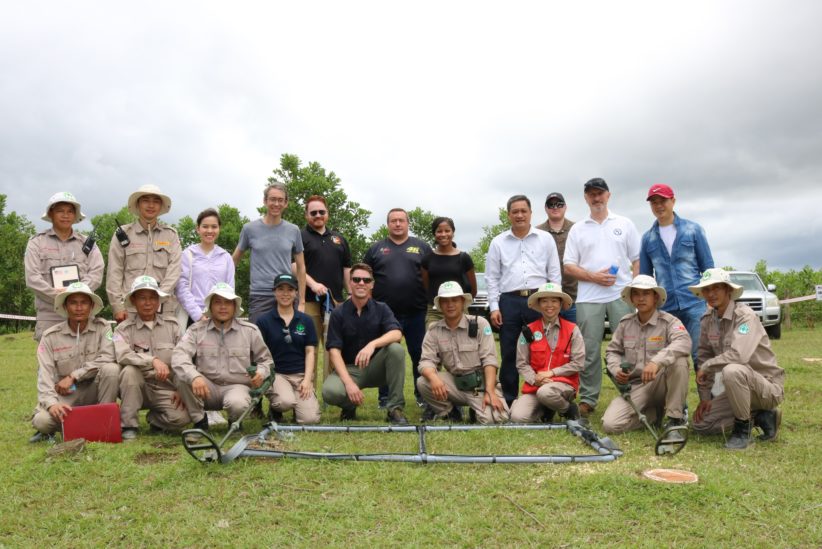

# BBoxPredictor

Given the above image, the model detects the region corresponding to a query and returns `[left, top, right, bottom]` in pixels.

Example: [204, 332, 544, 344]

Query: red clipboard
[62, 403, 123, 443]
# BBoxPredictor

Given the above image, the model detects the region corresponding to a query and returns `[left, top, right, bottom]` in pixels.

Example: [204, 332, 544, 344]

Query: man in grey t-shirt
[233, 183, 306, 322]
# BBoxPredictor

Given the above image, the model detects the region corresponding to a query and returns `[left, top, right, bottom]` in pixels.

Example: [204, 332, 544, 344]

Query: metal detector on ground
[182, 420, 623, 465]
[605, 362, 688, 456]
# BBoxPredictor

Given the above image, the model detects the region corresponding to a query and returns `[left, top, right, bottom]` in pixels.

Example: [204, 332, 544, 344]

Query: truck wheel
[766, 322, 781, 340]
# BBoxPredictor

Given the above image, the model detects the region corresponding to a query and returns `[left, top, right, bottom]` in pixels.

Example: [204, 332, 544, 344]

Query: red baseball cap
[646, 184, 675, 200]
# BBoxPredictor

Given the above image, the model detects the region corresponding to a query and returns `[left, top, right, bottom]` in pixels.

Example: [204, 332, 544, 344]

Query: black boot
[754, 409, 782, 441]
[448, 405, 464, 423]
[561, 402, 579, 421]
[662, 417, 687, 442]
[541, 407, 556, 423]
[725, 418, 753, 450]
[193, 415, 209, 432]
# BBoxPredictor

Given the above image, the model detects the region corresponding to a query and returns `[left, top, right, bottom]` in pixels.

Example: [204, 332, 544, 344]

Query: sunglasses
[281, 328, 292, 344]
[351, 276, 373, 284]
[309, 210, 327, 217]
[546, 202, 566, 209]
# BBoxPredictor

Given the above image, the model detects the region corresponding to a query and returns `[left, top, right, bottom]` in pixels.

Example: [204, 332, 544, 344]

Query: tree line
[2, 154, 820, 331]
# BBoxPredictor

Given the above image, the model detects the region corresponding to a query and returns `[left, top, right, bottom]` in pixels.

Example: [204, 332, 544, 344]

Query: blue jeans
[499, 293, 542, 406]
[559, 303, 577, 324]
[379, 309, 426, 403]
[668, 302, 706, 369]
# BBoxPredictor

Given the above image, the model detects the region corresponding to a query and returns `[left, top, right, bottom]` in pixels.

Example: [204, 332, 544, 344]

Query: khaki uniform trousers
[693, 363, 784, 434]
[602, 357, 689, 434]
[510, 381, 576, 423]
[32, 381, 99, 435]
[267, 372, 321, 424]
[119, 366, 190, 431]
[416, 371, 509, 424]
[177, 377, 252, 424]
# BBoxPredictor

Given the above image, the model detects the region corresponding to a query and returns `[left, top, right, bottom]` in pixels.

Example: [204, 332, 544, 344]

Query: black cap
[273, 273, 298, 290]
[584, 178, 609, 192]
[545, 192, 565, 205]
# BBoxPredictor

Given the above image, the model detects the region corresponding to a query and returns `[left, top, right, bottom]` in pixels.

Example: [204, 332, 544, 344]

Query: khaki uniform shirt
[106, 221, 181, 315]
[516, 317, 585, 385]
[113, 314, 180, 390]
[36, 318, 115, 410]
[535, 218, 577, 300]
[696, 301, 784, 401]
[605, 309, 692, 385]
[172, 319, 272, 386]
[25, 228, 104, 324]
[419, 315, 498, 376]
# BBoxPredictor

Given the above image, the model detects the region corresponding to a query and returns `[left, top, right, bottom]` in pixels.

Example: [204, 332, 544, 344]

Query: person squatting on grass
[30, 282, 119, 442]
[114, 276, 190, 440]
[509, 282, 584, 423]
[417, 281, 508, 424]
[255, 274, 321, 424]
[172, 283, 273, 431]
[602, 275, 691, 439]
[24, 192, 105, 341]
[690, 268, 785, 450]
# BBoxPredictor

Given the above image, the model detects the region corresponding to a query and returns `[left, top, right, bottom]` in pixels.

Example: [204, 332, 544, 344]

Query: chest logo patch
[533, 331, 543, 342]
[407, 246, 421, 254]
[295, 323, 306, 335]
[613, 228, 623, 236]
[331, 236, 341, 245]
[738, 323, 749, 335]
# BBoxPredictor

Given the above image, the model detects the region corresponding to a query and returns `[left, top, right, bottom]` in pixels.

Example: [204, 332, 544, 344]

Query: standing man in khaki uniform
[30, 282, 119, 442]
[417, 281, 508, 424]
[535, 192, 578, 323]
[114, 276, 189, 439]
[690, 268, 785, 450]
[172, 283, 273, 431]
[107, 184, 181, 324]
[25, 192, 104, 340]
[602, 275, 691, 438]
[510, 283, 585, 423]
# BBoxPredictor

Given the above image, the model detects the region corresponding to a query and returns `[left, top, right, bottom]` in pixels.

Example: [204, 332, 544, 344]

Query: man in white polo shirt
[564, 178, 640, 419]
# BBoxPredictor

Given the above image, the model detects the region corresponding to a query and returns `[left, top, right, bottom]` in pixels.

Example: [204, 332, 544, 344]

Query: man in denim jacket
[639, 184, 713, 368]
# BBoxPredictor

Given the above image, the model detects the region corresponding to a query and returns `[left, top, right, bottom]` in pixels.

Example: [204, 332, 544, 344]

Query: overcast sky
[2, 1, 820, 271]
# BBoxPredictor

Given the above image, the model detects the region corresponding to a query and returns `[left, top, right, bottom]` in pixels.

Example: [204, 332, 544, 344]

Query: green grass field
[1, 329, 820, 547]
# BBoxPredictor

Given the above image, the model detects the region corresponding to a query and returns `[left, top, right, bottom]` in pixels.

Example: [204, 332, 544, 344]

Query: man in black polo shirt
[301, 195, 352, 394]
[321, 263, 408, 424]
[363, 208, 432, 407]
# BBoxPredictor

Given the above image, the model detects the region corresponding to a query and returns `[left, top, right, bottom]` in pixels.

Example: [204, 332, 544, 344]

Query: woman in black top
[420, 216, 478, 325]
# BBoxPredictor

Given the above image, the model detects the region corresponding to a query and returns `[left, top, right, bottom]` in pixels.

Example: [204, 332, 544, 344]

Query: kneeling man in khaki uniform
[417, 281, 508, 424]
[114, 276, 190, 439]
[602, 275, 691, 437]
[690, 268, 784, 450]
[172, 283, 273, 431]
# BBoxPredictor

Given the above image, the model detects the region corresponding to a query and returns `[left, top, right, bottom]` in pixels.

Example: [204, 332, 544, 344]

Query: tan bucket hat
[41, 191, 86, 223]
[689, 268, 744, 300]
[128, 184, 172, 216]
[123, 275, 169, 304]
[527, 282, 573, 311]
[433, 281, 473, 311]
[621, 274, 667, 307]
[54, 282, 104, 318]
[204, 282, 243, 317]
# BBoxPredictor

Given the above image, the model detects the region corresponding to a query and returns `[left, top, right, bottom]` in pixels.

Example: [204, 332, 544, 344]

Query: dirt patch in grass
[134, 451, 178, 465]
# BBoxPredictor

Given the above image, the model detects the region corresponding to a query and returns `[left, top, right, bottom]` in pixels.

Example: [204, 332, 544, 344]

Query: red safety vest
[521, 317, 579, 394]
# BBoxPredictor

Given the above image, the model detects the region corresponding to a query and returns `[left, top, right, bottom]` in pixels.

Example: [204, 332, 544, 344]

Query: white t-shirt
[564, 212, 641, 304]
[659, 224, 676, 256]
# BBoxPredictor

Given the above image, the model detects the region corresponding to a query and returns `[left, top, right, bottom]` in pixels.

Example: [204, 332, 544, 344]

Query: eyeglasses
[351, 276, 373, 284]
[309, 210, 327, 217]
[546, 202, 566, 209]
[281, 328, 292, 344]
[267, 197, 286, 204]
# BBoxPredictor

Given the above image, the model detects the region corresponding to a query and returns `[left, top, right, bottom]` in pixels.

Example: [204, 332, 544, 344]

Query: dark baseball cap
[584, 178, 609, 192]
[273, 273, 298, 290]
[545, 192, 565, 205]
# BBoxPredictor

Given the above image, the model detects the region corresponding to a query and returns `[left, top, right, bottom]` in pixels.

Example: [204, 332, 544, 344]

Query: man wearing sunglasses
[301, 195, 352, 396]
[536, 192, 578, 323]
[322, 263, 408, 424]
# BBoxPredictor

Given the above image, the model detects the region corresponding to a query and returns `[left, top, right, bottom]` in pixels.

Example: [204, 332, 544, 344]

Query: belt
[503, 288, 538, 297]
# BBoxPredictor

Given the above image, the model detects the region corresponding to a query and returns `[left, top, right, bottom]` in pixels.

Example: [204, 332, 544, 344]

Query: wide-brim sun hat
[54, 282, 104, 318]
[621, 274, 668, 307]
[204, 282, 243, 317]
[527, 282, 573, 311]
[41, 191, 86, 223]
[433, 281, 473, 311]
[128, 184, 172, 216]
[688, 268, 744, 301]
[123, 275, 169, 304]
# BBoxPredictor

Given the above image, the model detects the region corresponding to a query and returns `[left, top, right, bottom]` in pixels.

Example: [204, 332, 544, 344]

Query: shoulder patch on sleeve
[105, 328, 114, 341]
[738, 323, 749, 335]
[483, 326, 492, 336]
[518, 334, 527, 345]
